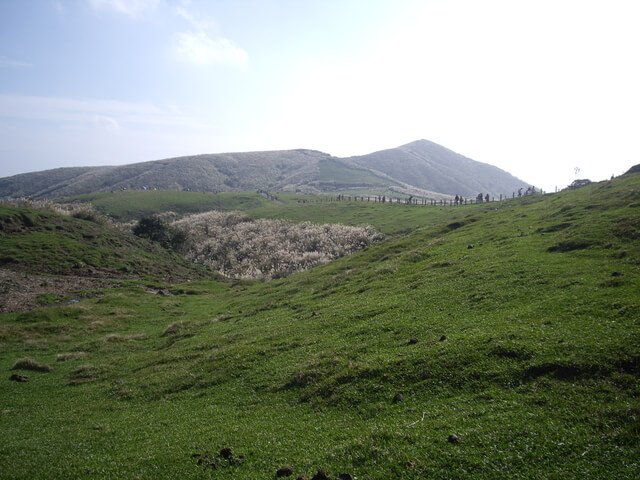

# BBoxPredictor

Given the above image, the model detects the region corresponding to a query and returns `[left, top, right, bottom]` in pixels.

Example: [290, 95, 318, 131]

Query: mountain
[344, 140, 526, 197]
[0, 140, 528, 200]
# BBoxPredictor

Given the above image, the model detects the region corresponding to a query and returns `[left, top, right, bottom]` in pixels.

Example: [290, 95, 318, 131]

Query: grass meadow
[1, 174, 639, 479]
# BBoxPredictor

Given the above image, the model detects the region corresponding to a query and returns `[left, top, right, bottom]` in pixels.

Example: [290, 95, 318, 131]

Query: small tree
[133, 216, 187, 252]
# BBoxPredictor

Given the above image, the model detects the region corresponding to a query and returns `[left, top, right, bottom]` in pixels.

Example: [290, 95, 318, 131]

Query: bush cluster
[133, 216, 188, 252]
[173, 211, 382, 279]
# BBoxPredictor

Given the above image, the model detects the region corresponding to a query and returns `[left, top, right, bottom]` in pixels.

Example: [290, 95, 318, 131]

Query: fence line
[288, 189, 542, 206]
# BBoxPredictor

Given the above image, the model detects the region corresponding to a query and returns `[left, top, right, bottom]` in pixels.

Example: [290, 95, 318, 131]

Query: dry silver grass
[56, 352, 87, 362]
[12, 357, 52, 372]
[172, 210, 382, 280]
[161, 321, 183, 337]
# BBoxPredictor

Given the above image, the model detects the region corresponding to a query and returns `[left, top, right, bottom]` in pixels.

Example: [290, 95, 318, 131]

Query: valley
[1, 172, 639, 479]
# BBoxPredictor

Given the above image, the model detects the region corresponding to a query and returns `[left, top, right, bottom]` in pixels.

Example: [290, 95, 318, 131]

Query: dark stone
[408, 337, 418, 345]
[392, 393, 403, 403]
[10, 374, 29, 382]
[277, 466, 294, 477]
[448, 434, 460, 444]
[311, 469, 331, 480]
[219, 447, 233, 459]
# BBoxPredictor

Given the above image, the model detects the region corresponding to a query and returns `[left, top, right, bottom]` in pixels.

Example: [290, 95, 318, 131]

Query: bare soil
[0, 268, 122, 314]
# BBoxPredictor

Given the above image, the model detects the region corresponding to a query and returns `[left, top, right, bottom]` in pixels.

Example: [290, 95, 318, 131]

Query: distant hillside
[344, 140, 526, 197]
[0, 140, 528, 200]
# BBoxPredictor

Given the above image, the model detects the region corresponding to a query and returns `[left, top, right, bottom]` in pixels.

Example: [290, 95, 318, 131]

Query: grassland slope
[1, 173, 639, 479]
[0, 205, 212, 312]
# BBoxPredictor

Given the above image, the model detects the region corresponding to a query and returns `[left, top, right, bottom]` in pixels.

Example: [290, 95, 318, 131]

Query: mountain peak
[345, 140, 527, 197]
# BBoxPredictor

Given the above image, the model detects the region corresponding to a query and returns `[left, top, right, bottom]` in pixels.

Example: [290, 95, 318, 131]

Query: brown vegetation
[12, 357, 52, 372]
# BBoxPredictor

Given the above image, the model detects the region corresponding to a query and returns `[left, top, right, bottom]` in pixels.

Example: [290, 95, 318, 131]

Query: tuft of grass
[11, 357, 52, 372]
[56, 352, 87, 362]
[161, 321, 186, 337]
[104, 333, 147, 342]
[36, 293, 69, 306]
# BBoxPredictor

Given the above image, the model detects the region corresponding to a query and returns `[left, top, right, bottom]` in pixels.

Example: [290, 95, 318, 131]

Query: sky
[1, 0, 639, 192]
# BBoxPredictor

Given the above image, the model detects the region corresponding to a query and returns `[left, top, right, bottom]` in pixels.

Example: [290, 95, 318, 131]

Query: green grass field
[66, 189, 466, 236]
[2, 174, 639, 479]
[66, 190, 270, 222]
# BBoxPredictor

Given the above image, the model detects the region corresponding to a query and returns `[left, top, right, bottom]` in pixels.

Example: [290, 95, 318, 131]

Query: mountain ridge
[0, 139, 528, 200]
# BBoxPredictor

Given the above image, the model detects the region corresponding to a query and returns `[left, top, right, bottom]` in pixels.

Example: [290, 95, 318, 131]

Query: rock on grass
[311, 469, 330, 480]
[277, 466, 294, 477]
[219, 447, 234, 459]
[448, 434, 460, 444]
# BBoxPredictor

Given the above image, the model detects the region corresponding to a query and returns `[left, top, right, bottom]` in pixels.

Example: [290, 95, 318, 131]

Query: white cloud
[0, 55, 32, 68]
[88, 0, 159, 18]
[172, 31, 248, 67]
[0, 94, 216, 131]
[175, 6, 216, 31]
[0, 94, 223, 176]
[93, 115, 120, 132]
[171, 4, 247, 68]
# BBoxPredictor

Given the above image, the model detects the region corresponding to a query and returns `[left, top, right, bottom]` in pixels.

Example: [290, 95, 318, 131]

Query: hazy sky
[1, 0, 639, 191]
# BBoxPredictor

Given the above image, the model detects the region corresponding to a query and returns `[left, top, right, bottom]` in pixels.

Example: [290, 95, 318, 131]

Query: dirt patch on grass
[0, 268, 121, 314]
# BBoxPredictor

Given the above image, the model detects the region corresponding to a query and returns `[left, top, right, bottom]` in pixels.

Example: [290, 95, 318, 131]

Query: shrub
[133, 215, 188, 252]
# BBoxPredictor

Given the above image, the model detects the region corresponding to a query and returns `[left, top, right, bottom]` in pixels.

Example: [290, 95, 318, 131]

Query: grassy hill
[345, 140, 527, 197]
[65, 190, 271, 222]
[0, 205, 210, 279]
[1, 172, 639, 479]
[0, 204, 215, 312]
[0, 140, 528, 201]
